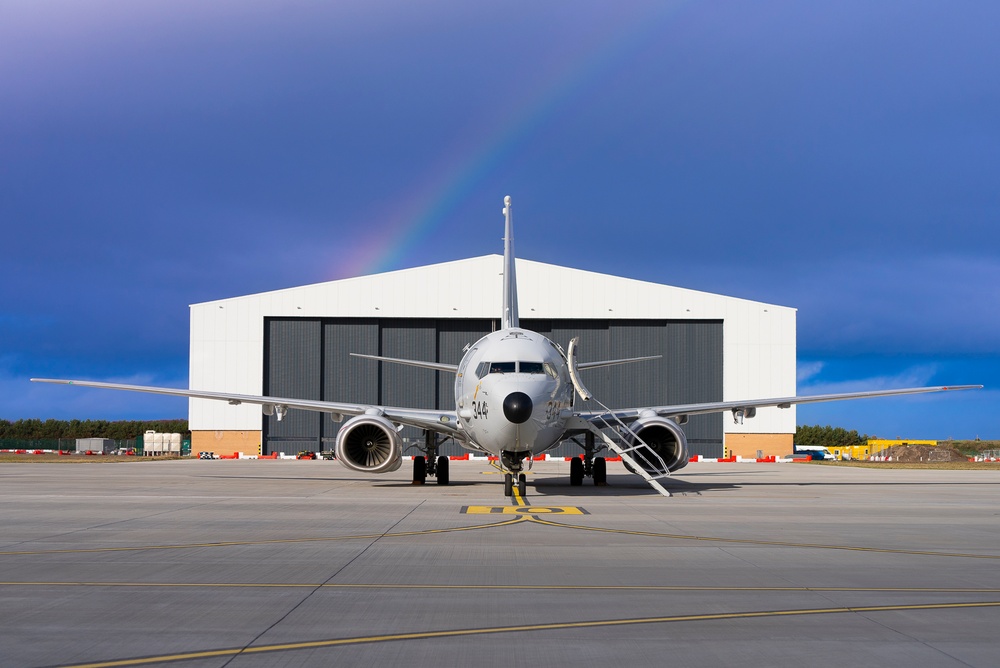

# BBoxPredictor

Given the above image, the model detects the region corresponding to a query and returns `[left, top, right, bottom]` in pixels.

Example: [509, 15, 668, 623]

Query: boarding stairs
[581, 396, 672, 498]
[565, 336, 672, 497]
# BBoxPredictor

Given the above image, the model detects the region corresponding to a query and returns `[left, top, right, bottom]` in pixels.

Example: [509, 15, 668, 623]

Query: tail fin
[501, 195, 519, 329]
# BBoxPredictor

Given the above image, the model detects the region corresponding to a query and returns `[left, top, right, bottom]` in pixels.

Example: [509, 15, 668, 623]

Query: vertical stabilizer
[501, 195, 519, 329]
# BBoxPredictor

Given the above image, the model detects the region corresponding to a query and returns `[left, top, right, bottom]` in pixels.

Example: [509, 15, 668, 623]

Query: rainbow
[332, 2, 691, 280]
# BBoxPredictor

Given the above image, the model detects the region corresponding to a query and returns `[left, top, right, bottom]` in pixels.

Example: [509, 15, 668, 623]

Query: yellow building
[867, 439, 938, 449]
[830, 444, 873, 460]
[858, 439, 938, 460]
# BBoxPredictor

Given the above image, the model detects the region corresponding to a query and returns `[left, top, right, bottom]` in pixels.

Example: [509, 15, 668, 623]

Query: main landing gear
[412, 432, 450, 485]
[570, 431, 607, 487]
[503, 472, 527, 497]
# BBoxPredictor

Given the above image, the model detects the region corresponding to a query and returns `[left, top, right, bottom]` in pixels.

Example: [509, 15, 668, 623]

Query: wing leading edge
[580, 384, 984, 425]
[30, 378, 461, 436]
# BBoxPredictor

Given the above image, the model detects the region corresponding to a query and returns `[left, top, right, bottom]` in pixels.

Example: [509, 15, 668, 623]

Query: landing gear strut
[570, 432, 607, 486]
[501, 450, 530, 497]
[412, 432, 450, 485]
[503, 472, 528, 496]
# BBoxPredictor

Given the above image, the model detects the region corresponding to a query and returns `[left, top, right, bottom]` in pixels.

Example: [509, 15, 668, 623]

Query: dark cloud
[1, 1, 995, 433]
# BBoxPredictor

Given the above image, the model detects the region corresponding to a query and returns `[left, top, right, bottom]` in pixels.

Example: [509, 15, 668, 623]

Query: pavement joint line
[58, 600, 1000, 668]
[3, 582, 1000, 593]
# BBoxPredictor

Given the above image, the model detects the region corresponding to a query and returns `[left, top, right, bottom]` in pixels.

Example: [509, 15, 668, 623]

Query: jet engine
[624, 414, 690, 473]
[334, 414, 403, 474]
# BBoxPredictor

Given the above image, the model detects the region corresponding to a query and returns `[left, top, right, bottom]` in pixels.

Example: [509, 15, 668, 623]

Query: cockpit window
[489, 362, 516, 374]
[477, 361, 553, 375]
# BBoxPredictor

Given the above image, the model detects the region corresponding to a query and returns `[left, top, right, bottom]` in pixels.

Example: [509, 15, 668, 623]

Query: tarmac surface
[1, 458, 999, 667]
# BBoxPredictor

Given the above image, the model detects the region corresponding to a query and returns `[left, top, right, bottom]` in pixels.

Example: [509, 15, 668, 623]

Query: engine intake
[335, 414, 403, 474]
[625, 415, 690, 473]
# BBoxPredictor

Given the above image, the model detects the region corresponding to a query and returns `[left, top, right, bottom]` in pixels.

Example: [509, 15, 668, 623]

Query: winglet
[501, 195, 519, 329]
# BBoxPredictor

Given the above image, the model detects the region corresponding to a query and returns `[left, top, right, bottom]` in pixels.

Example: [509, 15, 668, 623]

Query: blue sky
[2, 1, 996, 438]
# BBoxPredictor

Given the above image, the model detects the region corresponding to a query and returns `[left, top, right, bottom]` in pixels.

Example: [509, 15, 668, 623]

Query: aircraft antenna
[501, 195, 519, 329]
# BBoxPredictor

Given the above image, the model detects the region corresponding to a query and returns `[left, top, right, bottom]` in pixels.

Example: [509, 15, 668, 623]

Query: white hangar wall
[188, 255, 796, 457]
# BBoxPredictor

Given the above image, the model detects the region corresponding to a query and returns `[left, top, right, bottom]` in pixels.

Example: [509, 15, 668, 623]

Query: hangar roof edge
[189, 254, 795, 313]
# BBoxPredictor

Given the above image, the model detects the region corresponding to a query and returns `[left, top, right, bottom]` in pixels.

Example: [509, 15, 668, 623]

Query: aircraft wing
[349, 353, 459, 373]
[30, 378, 462, 436]
[579, 385, 983, 424]
[576, 355, 661, 370]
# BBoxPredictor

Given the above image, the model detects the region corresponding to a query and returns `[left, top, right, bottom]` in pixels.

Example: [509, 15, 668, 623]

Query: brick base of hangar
[725, 433, 794, 459]
[191, 430, 262, 458]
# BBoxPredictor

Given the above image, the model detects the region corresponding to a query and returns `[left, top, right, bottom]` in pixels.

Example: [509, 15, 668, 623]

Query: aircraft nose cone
[502, 392, 533, 424]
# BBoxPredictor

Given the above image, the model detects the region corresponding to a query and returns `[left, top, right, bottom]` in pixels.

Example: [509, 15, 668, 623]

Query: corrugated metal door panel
[264, 318, 322, 452]
[322, 319, 380, 444]
[381, 319, 437, 444]
[666, 321, 723, 454]
[605, 320, 667, 412]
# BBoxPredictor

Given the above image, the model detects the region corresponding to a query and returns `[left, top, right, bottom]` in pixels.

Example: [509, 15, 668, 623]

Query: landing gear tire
[436, 455, 450, 485]
[412, 456, 426, 484]
[504, 473, 514, 496]
[518, 473, 527, 496]
[569, 457, 584, 486]
[593, 457, 607, 486]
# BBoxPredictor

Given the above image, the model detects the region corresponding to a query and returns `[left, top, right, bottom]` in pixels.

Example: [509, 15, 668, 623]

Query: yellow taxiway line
[61, 600, 1000, 667]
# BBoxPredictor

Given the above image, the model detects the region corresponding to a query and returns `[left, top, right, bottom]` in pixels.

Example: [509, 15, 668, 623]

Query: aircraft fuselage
[455, 327, 574, 460]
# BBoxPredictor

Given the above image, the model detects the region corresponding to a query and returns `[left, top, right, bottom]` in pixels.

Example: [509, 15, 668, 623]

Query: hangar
[188, 255, 797, 459]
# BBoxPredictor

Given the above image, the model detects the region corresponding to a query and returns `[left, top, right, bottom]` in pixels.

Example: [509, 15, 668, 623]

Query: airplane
[33, 196, 981, 497]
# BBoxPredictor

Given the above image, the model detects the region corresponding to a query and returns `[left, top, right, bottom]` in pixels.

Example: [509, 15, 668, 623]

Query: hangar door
[263, 318, 723, 457]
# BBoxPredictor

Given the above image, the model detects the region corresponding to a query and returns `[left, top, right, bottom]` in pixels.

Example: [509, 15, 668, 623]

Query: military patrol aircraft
[33, 196, 981, 496]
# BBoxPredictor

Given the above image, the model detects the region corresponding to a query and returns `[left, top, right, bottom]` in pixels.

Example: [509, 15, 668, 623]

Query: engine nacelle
[625, 414, 690, 473]
[334, 414, 403, 474]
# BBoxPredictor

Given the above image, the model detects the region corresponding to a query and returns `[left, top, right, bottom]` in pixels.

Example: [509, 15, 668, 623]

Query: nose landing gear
[501, 450, 530, 497]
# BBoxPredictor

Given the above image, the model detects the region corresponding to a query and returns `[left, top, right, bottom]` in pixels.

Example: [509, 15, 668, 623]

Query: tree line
[2, 418, 869, 446]
[0, 419, 190, 441]
[795, 424, 868, 446]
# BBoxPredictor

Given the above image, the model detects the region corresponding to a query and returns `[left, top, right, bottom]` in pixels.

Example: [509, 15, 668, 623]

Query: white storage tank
[143, 431, 182, 455]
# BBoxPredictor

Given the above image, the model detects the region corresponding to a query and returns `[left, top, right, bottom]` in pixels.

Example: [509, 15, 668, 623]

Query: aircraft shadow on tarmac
[197, 470, 992, 497]
[197, 473, 739, 495]
[199, 474, 484, 488]
[525, 474, 741, 496]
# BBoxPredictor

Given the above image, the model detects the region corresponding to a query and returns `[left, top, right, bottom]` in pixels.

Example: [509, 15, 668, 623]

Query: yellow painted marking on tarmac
[463, 506, 587, 515]
[60, 601, 1000, 667]
[4, 582, 1000, 594]
[0, 516, 530, 557]
[524, 516, 1000, 560]
[511, 485, 525, 505]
